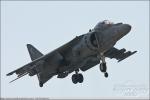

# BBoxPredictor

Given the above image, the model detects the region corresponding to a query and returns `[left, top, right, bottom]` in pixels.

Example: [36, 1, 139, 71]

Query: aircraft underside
[7, 20, 137, 87]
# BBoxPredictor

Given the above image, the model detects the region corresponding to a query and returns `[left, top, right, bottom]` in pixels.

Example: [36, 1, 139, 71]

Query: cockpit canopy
[101, 20, 114, 25]
[94, 20, 114, 31]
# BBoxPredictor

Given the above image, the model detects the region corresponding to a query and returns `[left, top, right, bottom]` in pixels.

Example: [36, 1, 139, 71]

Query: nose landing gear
[104, 72, 108, 78]
[94, 32, 109, 78]
[99, 54, 108, 78]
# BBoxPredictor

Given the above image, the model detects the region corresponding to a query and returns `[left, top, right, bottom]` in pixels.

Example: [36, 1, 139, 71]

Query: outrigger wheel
[39, 82, 43, 87]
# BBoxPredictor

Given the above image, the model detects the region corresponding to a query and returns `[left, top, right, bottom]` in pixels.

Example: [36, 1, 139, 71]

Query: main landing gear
[99, 54, 108, 78]
[71, 69, 83, 84]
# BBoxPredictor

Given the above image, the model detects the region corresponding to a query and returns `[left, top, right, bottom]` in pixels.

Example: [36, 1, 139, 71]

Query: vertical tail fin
[27, 44, 46, 87]
[27, 44, 43, 61]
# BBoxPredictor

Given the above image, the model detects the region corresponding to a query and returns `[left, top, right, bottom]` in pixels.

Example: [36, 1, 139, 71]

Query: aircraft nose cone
[113, 24, 132, 41]
[123, 24, 131, 33]
[118, 24, 131, 37]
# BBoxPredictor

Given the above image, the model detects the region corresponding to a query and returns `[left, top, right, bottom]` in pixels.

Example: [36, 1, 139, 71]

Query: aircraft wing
[6, 53, 49, 83]
[80, 56, 99, 71]
[6, 35, 84, 84]
[104, 47, 137, 62]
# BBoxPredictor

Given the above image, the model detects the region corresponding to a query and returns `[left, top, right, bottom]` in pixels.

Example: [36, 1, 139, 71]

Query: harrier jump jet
[7, 20, 137, 87]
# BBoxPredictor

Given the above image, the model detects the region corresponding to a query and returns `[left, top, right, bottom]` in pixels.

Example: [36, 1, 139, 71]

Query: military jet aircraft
[7, 20, 137, 87]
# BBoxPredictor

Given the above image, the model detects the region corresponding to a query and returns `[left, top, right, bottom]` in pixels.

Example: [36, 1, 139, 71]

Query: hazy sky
[1, 1, 149, 98]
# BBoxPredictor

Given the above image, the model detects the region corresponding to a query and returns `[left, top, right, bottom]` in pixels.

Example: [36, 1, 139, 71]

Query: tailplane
[27, 44, 43, 61]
